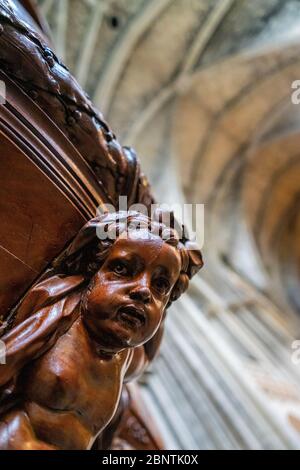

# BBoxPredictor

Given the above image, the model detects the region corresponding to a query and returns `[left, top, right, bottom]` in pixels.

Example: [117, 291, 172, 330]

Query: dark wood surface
[0, 0, 202, 450]
[0, 0, 152, 320]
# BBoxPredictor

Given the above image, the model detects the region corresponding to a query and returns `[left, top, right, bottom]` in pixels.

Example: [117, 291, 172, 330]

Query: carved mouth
[117, 305, 146, 329]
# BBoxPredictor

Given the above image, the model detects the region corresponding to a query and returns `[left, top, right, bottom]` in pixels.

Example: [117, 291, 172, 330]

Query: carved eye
[153, 277, 170, 295]
[112, 260, 129, 276]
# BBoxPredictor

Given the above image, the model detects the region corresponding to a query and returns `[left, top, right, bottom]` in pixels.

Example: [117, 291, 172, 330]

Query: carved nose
[129, 287, 151, 304]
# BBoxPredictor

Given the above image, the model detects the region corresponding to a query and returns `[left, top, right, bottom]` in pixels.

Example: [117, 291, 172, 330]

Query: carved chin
[105, 320, 150, 350]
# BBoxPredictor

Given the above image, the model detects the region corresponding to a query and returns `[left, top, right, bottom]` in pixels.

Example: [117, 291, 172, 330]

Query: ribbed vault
[38, 0, 300, 448]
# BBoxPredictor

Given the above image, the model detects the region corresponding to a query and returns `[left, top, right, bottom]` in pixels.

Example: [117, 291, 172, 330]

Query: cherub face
[82, 230, 181, 353]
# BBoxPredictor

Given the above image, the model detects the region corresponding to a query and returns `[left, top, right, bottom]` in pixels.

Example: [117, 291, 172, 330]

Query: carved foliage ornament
[0, 0, 152, 207]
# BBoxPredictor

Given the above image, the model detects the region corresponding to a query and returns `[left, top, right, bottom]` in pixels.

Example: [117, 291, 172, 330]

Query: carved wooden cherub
[0, 211, 203, 450]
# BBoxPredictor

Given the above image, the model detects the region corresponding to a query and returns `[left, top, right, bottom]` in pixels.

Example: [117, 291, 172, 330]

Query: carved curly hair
[54, 210, 203, 308]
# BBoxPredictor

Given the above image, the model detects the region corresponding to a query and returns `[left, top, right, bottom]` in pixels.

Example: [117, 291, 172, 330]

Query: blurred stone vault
[37, 0, 300, 449]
